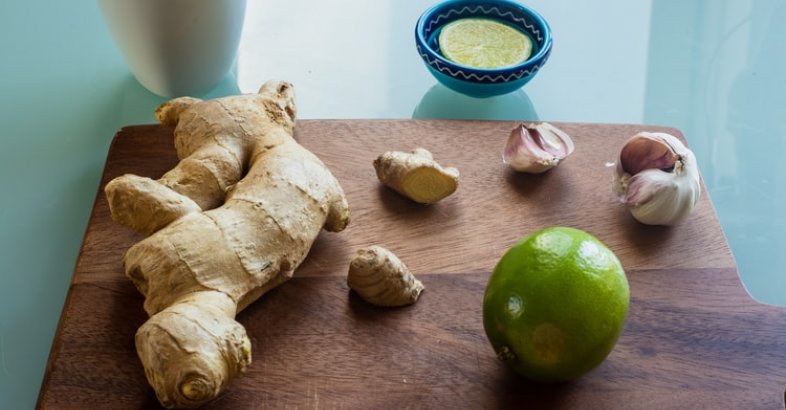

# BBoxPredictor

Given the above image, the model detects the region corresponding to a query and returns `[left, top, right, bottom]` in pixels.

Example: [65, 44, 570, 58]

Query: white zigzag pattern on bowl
[418, 45, 542, 83]
[426, 5, 543, 42]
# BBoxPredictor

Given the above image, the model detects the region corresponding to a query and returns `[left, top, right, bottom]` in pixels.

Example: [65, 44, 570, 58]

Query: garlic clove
[612, 132, 701, 226]
[503, 122, 575, 173]
[622, 168, 669, 207]
[536, 122, 575, 157]
[624, 168, 699, 225]
[619, 133, 679, 175]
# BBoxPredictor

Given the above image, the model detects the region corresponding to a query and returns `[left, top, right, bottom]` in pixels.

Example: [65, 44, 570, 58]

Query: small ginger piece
[373, 148, 459, 204]
[348, 246, 424, 307]
[105, 81, 350, 409]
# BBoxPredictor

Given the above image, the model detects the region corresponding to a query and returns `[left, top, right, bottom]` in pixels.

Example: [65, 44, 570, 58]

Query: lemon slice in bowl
[438, 18, 533, 69]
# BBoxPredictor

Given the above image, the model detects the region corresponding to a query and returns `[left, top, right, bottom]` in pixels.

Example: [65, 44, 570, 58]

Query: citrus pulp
[438, 18, 533, 69]
[483, 227, 629, 382]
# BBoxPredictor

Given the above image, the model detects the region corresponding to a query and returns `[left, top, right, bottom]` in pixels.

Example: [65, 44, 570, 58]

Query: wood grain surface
[38, 120, 786, 409]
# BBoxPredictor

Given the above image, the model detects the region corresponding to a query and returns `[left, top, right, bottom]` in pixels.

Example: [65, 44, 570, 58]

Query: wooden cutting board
[38, 120, 786, 409]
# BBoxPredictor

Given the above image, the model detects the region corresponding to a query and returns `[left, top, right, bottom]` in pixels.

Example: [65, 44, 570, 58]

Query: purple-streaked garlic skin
[503, 122, 575, 173]
[612, 132, 701, 226]
[619, 133, 679, 175]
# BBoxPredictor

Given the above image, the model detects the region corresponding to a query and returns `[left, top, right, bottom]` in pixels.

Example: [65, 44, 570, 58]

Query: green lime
[483, 227, 629, 382]
[438, 18, 533, 69]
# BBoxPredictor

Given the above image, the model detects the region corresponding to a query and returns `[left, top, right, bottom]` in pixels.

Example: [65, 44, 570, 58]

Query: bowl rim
[415, 0, 553, 76]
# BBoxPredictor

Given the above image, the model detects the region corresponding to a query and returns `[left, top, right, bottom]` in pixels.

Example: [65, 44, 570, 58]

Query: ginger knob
[105, 81, 351, 408]
[374, 148, 459, 204]
[348, 246, 424, 307]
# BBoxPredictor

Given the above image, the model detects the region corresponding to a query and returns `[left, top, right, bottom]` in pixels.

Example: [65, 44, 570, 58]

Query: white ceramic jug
[98, 0, 247, 97]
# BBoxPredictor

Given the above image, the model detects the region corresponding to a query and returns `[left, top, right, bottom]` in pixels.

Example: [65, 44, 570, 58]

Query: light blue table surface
[1, 0, 784, 408]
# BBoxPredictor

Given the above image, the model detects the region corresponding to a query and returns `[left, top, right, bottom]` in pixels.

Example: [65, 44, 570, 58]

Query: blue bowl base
[428, 66, 535, 98]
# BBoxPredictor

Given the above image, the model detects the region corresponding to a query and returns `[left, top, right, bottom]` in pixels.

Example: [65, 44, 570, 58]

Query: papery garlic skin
[612, 132, 701, 226]
[503, 122, 575, 173]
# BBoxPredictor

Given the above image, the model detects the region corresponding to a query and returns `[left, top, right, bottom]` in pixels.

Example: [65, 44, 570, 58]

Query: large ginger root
[373, 148, 459, 204]
[347, 246, 424, 307]
[104, 81, 350, 409]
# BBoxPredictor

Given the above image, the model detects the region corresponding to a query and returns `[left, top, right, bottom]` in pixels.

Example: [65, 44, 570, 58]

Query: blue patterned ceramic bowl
[415, 0, 552, 98]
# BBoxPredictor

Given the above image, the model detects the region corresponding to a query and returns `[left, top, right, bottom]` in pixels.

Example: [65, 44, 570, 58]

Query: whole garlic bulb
[612, 132, 701, 226]
[503, 122, 575, 173]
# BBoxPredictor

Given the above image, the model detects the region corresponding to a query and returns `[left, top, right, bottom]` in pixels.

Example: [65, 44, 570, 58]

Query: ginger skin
[105, 81, 350, 409]
[347, 246, 424, 307]
[373, 148, 459, 204]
